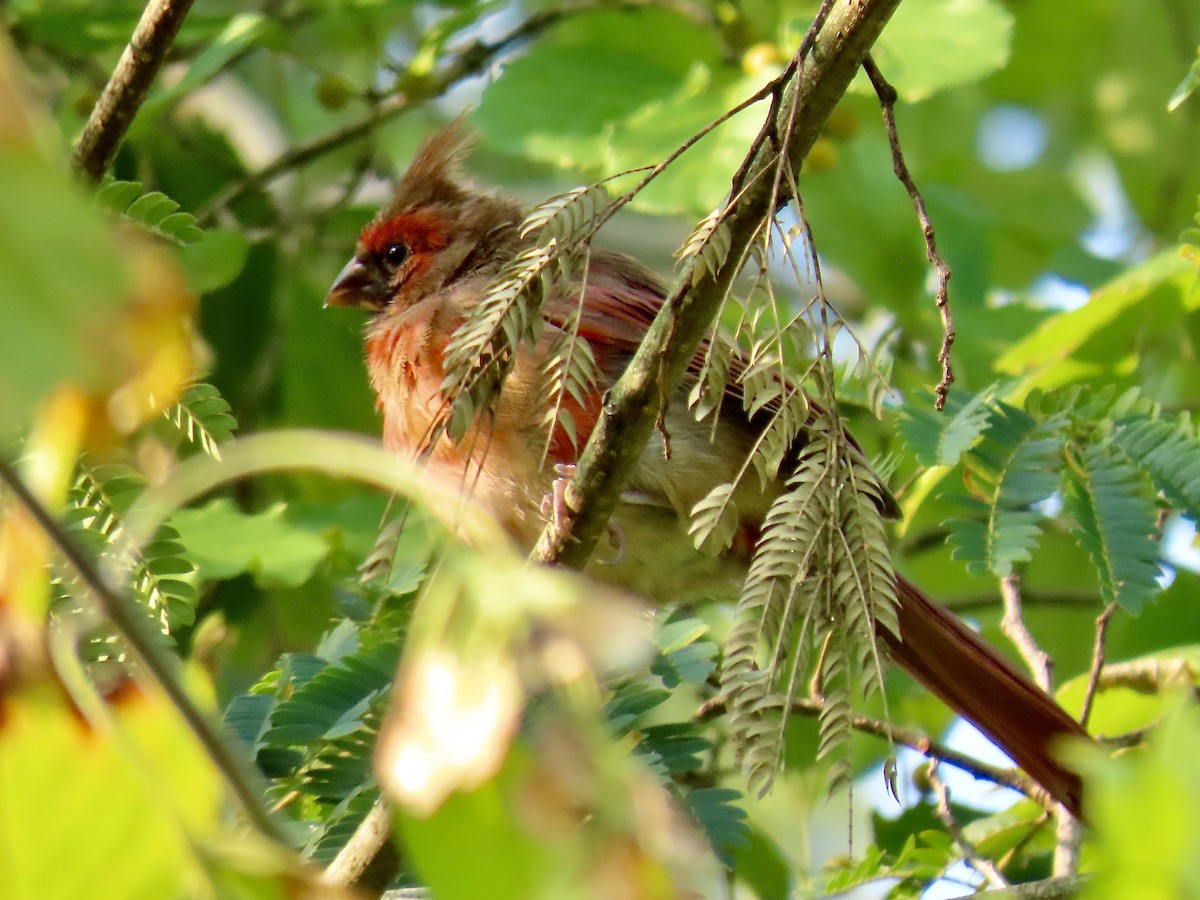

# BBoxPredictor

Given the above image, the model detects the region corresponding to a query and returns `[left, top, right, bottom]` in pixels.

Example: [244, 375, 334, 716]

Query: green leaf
[995, 251, 1200, 389]
[604, 67, 766, 215]
[686, 787, 749, 867]
[164, 382, 238, 458]
[899, 384, 1000, 467]
[178, 228, 251, 295]
[96, 178, 205, 245]
[869, 0, 1014, 102]
[1074, 704, 1200, 900]
[262, 635, 398, 745]
[605, 682, 671, 733]
[1057, 647, 1200, 738]
[1, 679, 221, 896]
[945, 401, 1066, 576]
[473, 6, 719, 170]
[170, 497, 331, 587]
[143, 14, 283, 113]
[1168, 56, 1200, 112]
[1063, 442, 1162, 613]
[1111, 414, 1200, 521]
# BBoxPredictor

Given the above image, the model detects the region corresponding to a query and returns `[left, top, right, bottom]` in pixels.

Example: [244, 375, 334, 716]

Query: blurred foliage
[1, 1, 1199, 898]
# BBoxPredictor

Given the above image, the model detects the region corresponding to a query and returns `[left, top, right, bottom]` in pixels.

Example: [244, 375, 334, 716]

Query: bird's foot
[539, 464, 625, 563]
[541, 463, 577, 529]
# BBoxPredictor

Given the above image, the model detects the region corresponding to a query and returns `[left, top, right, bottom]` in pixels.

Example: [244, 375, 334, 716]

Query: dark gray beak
[324, 257, 385, 310]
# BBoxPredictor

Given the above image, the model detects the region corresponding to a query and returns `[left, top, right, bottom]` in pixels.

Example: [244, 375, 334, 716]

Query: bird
[325, 122, 1090, 820]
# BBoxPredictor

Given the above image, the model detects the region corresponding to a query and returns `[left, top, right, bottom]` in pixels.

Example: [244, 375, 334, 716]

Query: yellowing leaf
[0, 679, 221, 897]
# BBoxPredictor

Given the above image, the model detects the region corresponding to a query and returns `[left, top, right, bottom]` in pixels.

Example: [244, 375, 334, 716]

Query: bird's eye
[383, 242, 410, 268]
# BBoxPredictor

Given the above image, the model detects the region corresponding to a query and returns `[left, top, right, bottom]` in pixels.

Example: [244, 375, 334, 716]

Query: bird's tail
[881, 575, 1088, 820]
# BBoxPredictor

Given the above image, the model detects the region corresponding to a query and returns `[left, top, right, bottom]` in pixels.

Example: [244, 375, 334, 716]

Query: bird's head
[325, 120, 523, 313]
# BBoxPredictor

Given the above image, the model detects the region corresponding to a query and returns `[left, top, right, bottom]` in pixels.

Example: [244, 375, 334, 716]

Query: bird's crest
[391, 115, 474, 212]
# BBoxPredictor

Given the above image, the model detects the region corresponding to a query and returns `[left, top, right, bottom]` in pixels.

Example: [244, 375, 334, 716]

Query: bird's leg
[539, 463, 626, 564]
[541, 463, 577, 528]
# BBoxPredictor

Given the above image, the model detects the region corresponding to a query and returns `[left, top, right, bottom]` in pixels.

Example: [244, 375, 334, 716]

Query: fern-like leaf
[538, 294, 601, 458]
[519, 184, 611, 245]
[58, 464, 197, 636]
[164, 382, 237, 459]
[440, 242, 560, 442]
[262, 636, 400, 745]
[650, 617, 718, 689]
[899, 383, 999, 467]
[1111, 413, 1200, 520]
[677, 206, 732, 285]
[1063, 442, 1162, 613]
[946, 402, 1066, 577]
[685, 788, 749, 867]
[720, 406, 899, 798]
[96, 177, 205, 245]
[688, 333, 733, 423]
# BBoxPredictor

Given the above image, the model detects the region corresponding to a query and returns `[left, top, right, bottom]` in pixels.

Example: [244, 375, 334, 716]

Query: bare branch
[975, 876, 1088, 900]
[73, 0, 197, 182]
[1079, 601, 1118, 730]
[1000, 572, 1053, 692]
[998, 572, 1083, 875]
[695, 693, 1048, 803]
[323, 798, 397, 890]
[862, 54, 955, 411]
[928, 761, 1009, 890]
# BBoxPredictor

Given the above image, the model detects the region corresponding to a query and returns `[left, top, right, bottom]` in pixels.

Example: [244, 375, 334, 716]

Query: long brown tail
[881, 575, 1088, 820]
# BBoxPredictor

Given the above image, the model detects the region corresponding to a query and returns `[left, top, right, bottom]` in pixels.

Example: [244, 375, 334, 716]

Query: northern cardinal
[326, 124, 1089, 819]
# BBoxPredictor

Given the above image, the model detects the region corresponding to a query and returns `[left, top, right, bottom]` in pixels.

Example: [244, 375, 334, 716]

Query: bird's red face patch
[360, 210, 451, 258]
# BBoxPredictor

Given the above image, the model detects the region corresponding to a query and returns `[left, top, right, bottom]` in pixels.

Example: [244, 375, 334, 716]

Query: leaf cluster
[904, 384, 1200, 613]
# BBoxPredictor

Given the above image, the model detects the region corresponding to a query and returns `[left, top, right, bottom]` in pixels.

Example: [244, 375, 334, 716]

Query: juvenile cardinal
[326, 124, 1089, 819]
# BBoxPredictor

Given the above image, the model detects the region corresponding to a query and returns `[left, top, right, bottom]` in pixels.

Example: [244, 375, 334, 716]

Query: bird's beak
[324, 257, 385, 310]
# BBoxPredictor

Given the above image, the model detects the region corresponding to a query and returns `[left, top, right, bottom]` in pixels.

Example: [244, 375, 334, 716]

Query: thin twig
[999, 572, 1053, 692]
[1079, 601, 1117, 730]
[695, 693, 1045, 802]
[73, 0, 197, 181]
[928, 761, 1010, 890]
[197, 0, 673, 226]
[998, 572, 1081, 875]
[1093, 657, 1200, 696]
[0, 457, 285, 844]
[862, 55, 955, 411]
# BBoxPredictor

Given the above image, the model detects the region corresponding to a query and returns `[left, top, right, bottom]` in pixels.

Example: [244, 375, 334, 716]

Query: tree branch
[531, 0, 905, 571]
[928, 761, 1009, 889]
[696, 693, 1047, 803]
[323, 798, 398, 892]
[975, 876, 1087, 900]
[999, 572, 1080, 875]
[197, 0, 674, 225]
[862, 54, 955, 410]
[1000, 572, 1053, 692]
[1079, 601, 1117, 730]
[72, 0, 196, 182]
